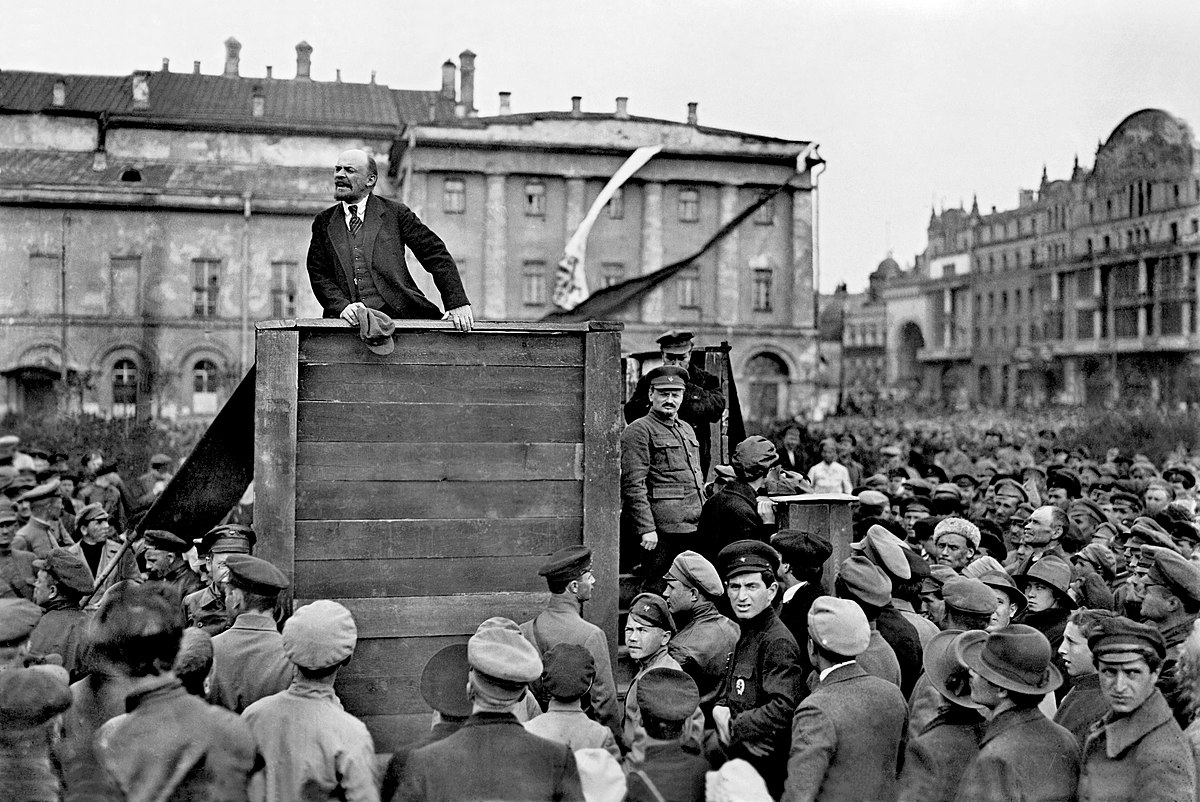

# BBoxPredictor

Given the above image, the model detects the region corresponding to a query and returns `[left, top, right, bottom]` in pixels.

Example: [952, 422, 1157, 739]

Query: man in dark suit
[306, 149, 474, 331]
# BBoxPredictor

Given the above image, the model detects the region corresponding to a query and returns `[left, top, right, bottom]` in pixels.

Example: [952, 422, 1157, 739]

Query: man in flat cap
[29, 547, 93, 681]
[12, 478, 69, 560]
[0, 597, 43, 670]
[987, 478, 1029, 531]
[1135, 544, 1200, 723]
[1077, 616, 1197, 802]
[623, 593, 700, 764]
[207, 554, 293, 713]
[626, 667, 708, 802]
[520, 545, 621, 745]
[621, 365, 706, 586]
[953, 625, 1079, 802]
[624, 330, 725, 475]
[93, 583, 260, 801]
[697, 435, 780, 559]
[782, 596, 908, 802]
[142, 529, 203, 601]
[711, 540, 804, 798]
[399, 618, 584, 802]
[67, 503, 138, 600]
[185, 523, 257, 635]
[0, 504, 36, 600]
[244, 599, 377, 802]
[662, 550, 739, 715]
[523, 643, 619, 758]
[834, 555, 901, 687]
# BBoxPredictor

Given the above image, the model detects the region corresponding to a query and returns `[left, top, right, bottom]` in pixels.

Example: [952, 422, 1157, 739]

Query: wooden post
[253, 327, 299, 610]
[771, 493, 857, 591]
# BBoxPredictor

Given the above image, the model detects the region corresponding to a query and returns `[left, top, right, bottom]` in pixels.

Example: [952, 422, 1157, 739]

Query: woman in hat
[1017, 555, 1076, 699]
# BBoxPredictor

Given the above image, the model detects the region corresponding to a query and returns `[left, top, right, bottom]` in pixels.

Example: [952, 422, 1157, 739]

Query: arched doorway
[744, 352, 789, 425]
[896, 322, 925, 395]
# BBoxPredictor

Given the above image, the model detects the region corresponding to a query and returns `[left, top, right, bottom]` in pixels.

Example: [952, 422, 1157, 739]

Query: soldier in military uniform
[142, 529, 203, 601]
[624, 330, 726, 476]
[12, 479, 69, 559]
[184, 524, 257, 635]
[28, 547, 94, 681]
[207, 554, 293, 713]
[622, 593, 692, 764]
[0, 505, 36, 600]
[663, 550, 739, 715]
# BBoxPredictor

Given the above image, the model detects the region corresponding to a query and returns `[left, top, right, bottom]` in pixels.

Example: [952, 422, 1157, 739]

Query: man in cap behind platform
[28, 547, 93, 681]
[953, 625, 1079, 802]
[697, 436, 779, 559]
[520, 545, 621, 745]
[1134, 544, 1200, 724]
[1077, 616, 1197, 802]
[244, 599, 377, 802]
[142, 529, 203, 600]
[621, 365, 706, 584]
[770, 529, 832, 681]
[208, 554, 293, 713]
[663, 550, 739, 715]
[624, 329, 725, 475]
[710, 540, 804, 798]
[399, 618, 585, 802]
[782, 596, 908, 802]
[523, 643, 619, 758]
[186, 523, 257, 635]
[626, 668, 708, 802]
[12, 478, 69, 559]
[94, 582, 260, 801]
[381, 644, 473, 802]
[0, 504, 36, 600]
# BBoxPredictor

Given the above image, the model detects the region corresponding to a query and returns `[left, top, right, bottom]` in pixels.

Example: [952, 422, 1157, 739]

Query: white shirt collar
[818, 660, 855, 683]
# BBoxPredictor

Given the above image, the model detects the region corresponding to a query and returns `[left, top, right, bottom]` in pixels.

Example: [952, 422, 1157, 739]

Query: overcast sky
[6, 0, 1200, 291]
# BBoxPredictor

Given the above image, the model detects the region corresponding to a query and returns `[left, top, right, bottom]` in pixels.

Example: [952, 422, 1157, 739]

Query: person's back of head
[91, 582, 185, 678]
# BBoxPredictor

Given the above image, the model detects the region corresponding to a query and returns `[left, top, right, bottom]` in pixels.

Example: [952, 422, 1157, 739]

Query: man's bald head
[334, 149, 378, 203]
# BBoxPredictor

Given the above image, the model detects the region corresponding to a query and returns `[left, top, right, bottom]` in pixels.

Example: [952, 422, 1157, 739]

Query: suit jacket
[782, 662, 909, 802]
[954, 705, 1079, 802]
[306, 193, 469, 319]
[397, 712, 584, 802]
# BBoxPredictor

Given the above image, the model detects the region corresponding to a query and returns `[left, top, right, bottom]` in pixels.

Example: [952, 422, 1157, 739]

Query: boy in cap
[697, 435, 779, 559]
[623, 593, 697, 764]
[523, 643, 618, 759]
[142, 529, 203, 600]
[208, 554, 293, 713]
[1077, 616, 1197, 802]
[626, 668, 708, 802]
[243, 599, 376, 802]
[186, 523, 257, 635]
[29, 547, 94, 681]
[662, 550, 739, 714]
[783, 596, 908, 802]
[1054, 608, 1119, 746]
[520, 545, 621, 745]
[399, 618, 585, 802]
[0, 503, 36, 600]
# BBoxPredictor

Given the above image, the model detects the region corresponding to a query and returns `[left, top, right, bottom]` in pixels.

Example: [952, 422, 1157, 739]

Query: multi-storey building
[0, 39, 819, 422]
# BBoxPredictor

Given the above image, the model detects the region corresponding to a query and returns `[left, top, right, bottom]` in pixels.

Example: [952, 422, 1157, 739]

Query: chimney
[295, 41, 312, 81]
[687, 102, 698, 126]
[161, 58, 169, 72]
[570, 96, 582, 117]
[92, 149, 107, 172]
[193, 61, 201, 75]
[370, 70, 376, 85]
[335, 69, 342, 83]
[223, 37, 241, 78]
[52, 79, 66, 108]
[441, 59, 456, 101]
[132, 71, 150, 109]
[615, 96, 629, 120]
[265, 65, 272, 79]
[498, 91, 511, 115]
[459, 49, 476, 117]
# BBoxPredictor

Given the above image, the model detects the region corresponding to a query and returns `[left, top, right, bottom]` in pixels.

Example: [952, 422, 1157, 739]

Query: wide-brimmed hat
[1017, 555, 1078, 610]
[925, 630, 985, 709]
[955, 624, 1062, 695]
[978, 569, 1028, 617]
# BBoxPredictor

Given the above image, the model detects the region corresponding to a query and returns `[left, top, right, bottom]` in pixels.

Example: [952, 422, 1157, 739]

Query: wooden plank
[336, 674, 426, 716]
[295, 517, 580, 561]
[339, 636, 469, 679]
[266, 318, 597, 333]
[298, 592, 548, 638]
[294, 556, 547, 598]
[296, 401, 582, 443]
[295, 479, 581, 520]
[356, 713, 438, 754]
[298, 364, 584, 406]
[253, 330, 299, 607]
[299, 330, 585, 367]
[582, 329, 624, 677]
[295, 442, 583, 483]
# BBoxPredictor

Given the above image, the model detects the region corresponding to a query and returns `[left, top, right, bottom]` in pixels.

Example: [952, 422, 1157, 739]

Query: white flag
[553, 145, 663, 310]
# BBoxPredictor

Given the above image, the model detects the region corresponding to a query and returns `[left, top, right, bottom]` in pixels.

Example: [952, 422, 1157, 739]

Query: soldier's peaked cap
[223, 554, 289, 596]
[637, 667, 699, 722]
[17, 478, 60, 504]
[195, 524, 256, 555]
[143, 529, 192, 554]
[538, 545, 591, 583]
[647, 365, 688, 390]
[656, 329, 694, 348]
[718, 539, 780, 579]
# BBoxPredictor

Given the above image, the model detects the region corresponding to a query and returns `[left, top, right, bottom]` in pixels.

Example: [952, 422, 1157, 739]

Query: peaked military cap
[1047, 469, 1082, 498]
[283, 600, 357, 671]
[900, 496, 931, 515]
[637, 666, 699, 722]
[143, 529, 192, 554]
[992, 478, 1029, 503]
[655, 329, 694, 349]
[646, 365, 688, 390]
[1069, 498, 1108, 525]
[857, 489, 891, 508]
[223, 554, 289, 596]
[1164, 465, 1197, 490]
[718, 539, 780, 580]
[854, 524, 911, 581]
[1088, 616, 1167, 664]
[194, 524, 256, 556]
[628, 592, 675, 634]
[32, 548, 94, 595]
[468, 617, 542, 687]
[1130, 517, 1178, 551]
[1141, 545, 1200, 605]
[538, 545, 591, 584]
[17, 478, 60, 504]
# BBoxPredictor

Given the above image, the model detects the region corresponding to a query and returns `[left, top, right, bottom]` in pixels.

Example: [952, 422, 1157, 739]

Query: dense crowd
[3, 396, 1200, 802]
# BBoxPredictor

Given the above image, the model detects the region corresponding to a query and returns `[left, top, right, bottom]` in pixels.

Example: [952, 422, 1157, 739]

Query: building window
[752, 269, 773, 312]
[677, 268, 700, 309]
[753, 195, 775, 226]
[443, 178, 466, 214]
[27, 254, 61, 314]
[522, 260, 547, 306]
[1001, 291, 1009, 314]
[678, 188, 700, 222]
[192, 359, 219, 415]
[109, 256, 141, 317]
[1077, 310, 1095, 340]
[601, 262, 625, 288]
[607, 187, 624, 220]
[192, 259, 221, 318]
[111, 358, 138, 416]
[270, 261, 297, 318]
[1160, 302, 1184, 336]
[524, 181, 546, 217]
[1115, 308, 1138, 338]
[1102, 235, 1111, 251]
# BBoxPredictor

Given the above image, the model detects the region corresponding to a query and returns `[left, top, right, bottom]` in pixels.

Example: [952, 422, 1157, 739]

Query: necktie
[348, 204, 362, 236]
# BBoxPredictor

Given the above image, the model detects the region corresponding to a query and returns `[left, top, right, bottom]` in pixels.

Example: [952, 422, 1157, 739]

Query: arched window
[192, 359, 219, 415]
[745, 352, 789, 424]
[112, 358, 138, 416]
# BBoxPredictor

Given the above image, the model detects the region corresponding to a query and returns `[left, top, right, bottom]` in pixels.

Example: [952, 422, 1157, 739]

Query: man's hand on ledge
[443, 304, 474, 333]
[339, 302, 367, 325]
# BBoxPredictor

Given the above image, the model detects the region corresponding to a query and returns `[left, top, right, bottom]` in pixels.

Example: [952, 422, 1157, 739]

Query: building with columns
[882, 109, 1200, 408]
[0, 40, 819, 422]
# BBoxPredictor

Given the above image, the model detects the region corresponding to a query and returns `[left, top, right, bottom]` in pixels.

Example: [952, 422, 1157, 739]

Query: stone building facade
[0, 40, 819, 422]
